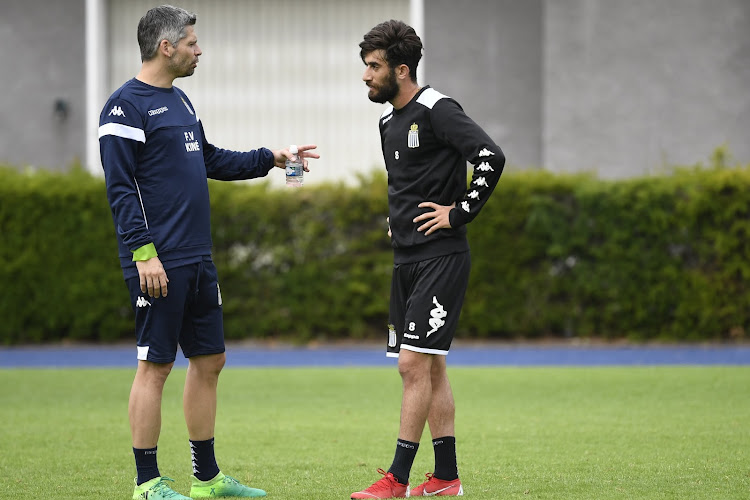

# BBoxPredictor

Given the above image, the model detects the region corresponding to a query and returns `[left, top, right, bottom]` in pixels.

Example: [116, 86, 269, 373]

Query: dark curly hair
[359, 20, 423, 83]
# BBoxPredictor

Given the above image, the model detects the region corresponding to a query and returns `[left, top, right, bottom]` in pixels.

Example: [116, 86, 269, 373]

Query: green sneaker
[190, 472, 267, 498]
[133, 476, 192, 499]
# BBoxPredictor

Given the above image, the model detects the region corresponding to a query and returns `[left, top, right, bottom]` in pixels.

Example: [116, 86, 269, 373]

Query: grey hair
[137, 4, 197, 61]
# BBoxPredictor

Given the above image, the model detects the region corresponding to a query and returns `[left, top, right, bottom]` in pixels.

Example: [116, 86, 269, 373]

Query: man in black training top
[351, 19, 505, 499]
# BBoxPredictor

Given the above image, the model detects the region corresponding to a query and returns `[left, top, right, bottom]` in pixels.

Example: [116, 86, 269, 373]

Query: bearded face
[367, 66, 399, 104]
[168, 26, 201, 78]
[363, 51, 401, 105]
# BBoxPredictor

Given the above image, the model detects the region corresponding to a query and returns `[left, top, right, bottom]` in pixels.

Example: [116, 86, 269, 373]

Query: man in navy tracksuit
[352, 20, 505, 499]
[99, 5, 318, 499]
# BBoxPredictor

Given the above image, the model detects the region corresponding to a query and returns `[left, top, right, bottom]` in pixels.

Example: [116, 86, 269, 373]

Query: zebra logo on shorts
[426, 296, 447, 336]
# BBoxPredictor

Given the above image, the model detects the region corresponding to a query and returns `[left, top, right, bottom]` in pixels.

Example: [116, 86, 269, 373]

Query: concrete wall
[425, 0, 750, 175]
[3, 0, 748, 177]
[544, 0, 750, 176]
[1, 0, 86, 170]
[102, 0, 410, 187]
[424, 0, 544, 169]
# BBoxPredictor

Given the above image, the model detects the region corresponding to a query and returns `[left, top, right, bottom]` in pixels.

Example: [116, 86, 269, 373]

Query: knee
[138, 360, 174, 385]
[398, 354, 431, 383]
[191, 352, 226, 377]
[211, 352, 227, 373]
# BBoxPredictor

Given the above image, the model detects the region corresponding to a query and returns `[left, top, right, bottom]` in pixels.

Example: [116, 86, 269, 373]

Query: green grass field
[0, 366, 748, 499]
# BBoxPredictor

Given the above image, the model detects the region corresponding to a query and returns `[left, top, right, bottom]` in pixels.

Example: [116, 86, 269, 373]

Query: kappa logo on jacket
[474, 176, 489, 187]
[136, 297, 151, 308]
[108, 105, 125, 117]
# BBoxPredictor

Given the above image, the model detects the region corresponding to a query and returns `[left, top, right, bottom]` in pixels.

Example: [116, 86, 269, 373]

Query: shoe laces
[149, 477, 183, 498]
[364, 468, 401, 493]
[222, 475, 241, 486]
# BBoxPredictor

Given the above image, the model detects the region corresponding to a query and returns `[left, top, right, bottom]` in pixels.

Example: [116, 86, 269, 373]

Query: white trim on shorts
[390, 344, 449, 357]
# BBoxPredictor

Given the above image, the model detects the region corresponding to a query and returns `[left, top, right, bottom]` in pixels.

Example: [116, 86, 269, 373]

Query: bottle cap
[289, 145, 298, 154]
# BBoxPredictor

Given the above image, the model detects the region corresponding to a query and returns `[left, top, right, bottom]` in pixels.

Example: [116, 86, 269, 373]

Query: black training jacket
[378, 86, 506, 264]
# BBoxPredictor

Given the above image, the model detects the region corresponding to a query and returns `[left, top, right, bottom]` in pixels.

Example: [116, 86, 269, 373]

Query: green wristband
[132, 243, 158, 262]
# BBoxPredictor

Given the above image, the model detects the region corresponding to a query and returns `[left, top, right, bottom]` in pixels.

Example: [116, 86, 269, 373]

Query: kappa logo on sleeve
[473, 176, 489, 187]
[478, 147, 494, 157]
[108, 105, 126, 117]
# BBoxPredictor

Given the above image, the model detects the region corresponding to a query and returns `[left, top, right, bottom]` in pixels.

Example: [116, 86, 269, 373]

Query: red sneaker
[410, 473, 463, 496]
[351, 468, 409, 499]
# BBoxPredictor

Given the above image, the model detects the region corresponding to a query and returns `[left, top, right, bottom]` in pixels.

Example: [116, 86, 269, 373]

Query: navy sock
[190, 438, 220, 481]
[432, 436, 458, 480]
[388, 439, 419, 485]
[133, 446, 159, 485]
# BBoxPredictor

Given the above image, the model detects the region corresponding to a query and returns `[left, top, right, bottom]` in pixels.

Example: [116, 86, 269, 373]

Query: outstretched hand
[413, 202, 455, 235]
[272, 144, 320, 171]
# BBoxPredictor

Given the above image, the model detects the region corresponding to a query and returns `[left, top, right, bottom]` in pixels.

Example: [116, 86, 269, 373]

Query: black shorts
[387, 251, 471, 357]
[125, 259, 225, 363]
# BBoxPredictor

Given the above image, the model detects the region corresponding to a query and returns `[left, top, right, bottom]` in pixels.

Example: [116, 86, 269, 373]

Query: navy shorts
[387, 251, 471, 357]
[125, 259, 225, 363]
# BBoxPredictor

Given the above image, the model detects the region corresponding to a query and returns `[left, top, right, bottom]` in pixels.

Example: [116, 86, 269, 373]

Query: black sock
[133, 446, 160, 485]
[190, 438, 220, 481]
[432, 436, 459, 480]
[388, 439, 419, 485]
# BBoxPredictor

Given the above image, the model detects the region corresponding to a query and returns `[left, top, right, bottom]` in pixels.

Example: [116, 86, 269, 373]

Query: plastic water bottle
[285, 145, 304, 187]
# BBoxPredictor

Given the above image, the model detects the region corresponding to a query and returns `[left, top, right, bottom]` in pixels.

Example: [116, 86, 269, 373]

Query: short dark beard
[368, 67, 399, 104]
[167, 52, 196, 79]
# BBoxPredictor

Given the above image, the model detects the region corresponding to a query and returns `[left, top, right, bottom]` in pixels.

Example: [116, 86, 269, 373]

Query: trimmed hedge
[1, 154, 748, 344]
[0, 166, 129, 343]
